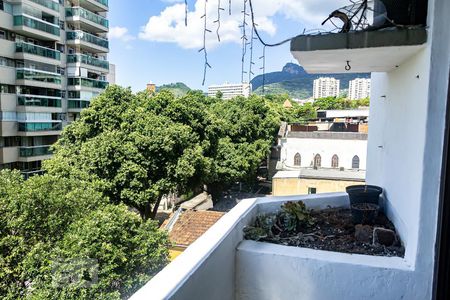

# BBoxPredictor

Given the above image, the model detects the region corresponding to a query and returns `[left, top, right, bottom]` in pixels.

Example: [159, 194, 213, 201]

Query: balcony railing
[66, 30, 109, 49]
[67, 54, 109, 70]
[66, 7, 109, 28]
[68, 99, 90, 109]
[18, 95, 62, 108]
[18, 122, 62, 132]
[68, 77, 108, 89]
[93, 0, 108, 7]
[16, 69, 61, 85]
[15, 42, 61, 60]
[19, 145, 52, 157]
[13, 15, 60, 37]
[29, 0, 59, 12]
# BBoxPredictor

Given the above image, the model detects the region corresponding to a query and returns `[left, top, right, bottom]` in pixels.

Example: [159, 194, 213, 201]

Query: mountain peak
[282, 63, 306, 75]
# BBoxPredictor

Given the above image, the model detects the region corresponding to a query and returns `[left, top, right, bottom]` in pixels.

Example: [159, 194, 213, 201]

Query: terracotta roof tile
[166, 210, 225, 247]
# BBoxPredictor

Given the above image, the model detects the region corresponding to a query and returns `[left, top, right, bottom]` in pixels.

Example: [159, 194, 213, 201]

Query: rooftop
[273, 169, 366, 182]
[287, 131, 368, 140]
[162, 210, 225, 248]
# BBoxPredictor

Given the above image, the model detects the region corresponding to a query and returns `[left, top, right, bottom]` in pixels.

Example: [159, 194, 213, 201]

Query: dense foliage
[0, 170, 169, 299]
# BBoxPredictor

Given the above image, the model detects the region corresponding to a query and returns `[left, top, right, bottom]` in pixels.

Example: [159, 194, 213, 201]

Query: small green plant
[243, 201, 314, 241]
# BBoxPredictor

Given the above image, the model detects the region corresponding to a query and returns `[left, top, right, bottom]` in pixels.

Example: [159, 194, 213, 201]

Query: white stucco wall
[281, 137, 367, 170]
[367, 0, 450, 295]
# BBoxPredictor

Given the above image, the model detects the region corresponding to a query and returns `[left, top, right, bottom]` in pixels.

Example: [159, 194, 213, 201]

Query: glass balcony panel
[18, 122, 62, 132]
[18, 95, 62, 107]
[95, 0, 108, 7]
[65, 7, 109, 28]
[66, 31, 109, 49]
[28, 0, 59, 12]
[68, 77, 108, 89]
[68, 100, 90, 109]
[13, 15, 60, 36]
[16, 69, 62, 85]
[19, 146, 52, 157]
[67, 54, 109, 69]
[15, 42, 61, 60]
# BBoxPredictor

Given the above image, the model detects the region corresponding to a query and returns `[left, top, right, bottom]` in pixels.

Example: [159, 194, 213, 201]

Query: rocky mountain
[251, 63, 370, 99]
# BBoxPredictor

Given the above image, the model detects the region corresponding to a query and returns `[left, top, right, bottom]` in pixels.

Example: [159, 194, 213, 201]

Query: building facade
[313, 77, 340, 99]
[348, 78, 371, 100]
[0, 0, 109, 177]
[207, 82, 252, 100]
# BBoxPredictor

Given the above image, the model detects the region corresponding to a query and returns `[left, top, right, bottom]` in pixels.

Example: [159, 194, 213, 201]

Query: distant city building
[349, 78, 371, 100]
[313, 77, 340, 99]
[208, 82, 252, 100]
[107, 64, 116, 85]
[146, 83, 156, 93]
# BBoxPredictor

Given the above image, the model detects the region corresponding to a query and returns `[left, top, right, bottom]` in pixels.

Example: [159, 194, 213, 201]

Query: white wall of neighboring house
[280, 136, 367, 170]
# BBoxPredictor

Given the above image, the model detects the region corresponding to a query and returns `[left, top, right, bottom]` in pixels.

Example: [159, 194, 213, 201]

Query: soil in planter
[248, 208, 405, 257]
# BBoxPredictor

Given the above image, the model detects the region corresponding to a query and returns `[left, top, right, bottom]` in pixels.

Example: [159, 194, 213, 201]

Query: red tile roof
[163, 210, 225, 247]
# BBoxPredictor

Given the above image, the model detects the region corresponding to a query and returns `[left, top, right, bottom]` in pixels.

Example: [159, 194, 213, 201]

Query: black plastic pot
[346, 185, 383, 206]
[351, 203, 379, 225]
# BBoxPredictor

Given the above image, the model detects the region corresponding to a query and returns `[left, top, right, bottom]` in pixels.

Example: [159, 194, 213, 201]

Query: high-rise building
[348, 78, 371, 100]
[208, 82, 252, 100]
[313, 77, 340, 99]
[0, 0, 109, 178]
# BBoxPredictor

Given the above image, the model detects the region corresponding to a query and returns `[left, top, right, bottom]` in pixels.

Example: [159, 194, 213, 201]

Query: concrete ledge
[290, 28, 427, 52]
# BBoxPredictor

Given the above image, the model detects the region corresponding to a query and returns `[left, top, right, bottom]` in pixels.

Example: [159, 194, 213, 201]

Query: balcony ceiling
[290, 27, 427, 74]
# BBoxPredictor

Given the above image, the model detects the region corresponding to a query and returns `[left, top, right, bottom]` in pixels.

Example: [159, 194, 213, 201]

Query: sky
[108, 0, 345, 92]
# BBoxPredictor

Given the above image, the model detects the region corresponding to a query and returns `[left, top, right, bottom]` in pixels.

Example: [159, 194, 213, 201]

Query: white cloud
[139, 0, 344, 49]
[109, 26, 136, 42]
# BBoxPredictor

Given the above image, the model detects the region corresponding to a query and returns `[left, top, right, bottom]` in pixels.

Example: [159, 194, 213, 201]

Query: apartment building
[0, 0, 109, 178]
[348, 78, 371, 100]
[313, 77, 340, 99]
[208, 82, 252, 100]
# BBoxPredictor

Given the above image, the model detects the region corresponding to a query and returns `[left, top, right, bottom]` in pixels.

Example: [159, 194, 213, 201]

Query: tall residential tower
[0, 0, 109, 178]
[313, 77, 340, 99]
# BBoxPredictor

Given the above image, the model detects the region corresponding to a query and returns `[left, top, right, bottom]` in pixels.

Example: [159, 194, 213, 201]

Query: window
[314, 154, 322, 168]
[332, 154, 339, 168]
[294, 153, 301, 166]
[308, 187, 317, 194]
[352, 155, 360, 169]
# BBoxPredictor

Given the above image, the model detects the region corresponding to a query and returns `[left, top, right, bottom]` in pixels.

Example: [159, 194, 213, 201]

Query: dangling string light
[184, 0, 188, 26]
[199, 0, 211, 86]
[229, 0, 232, 15]
[259, 45, 266, 94]
[240, 0, 249, 83]
[248, 27, 256, 83]
[214, 0, 225, 42]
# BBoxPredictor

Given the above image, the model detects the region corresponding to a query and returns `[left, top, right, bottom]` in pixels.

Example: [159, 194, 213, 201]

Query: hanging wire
[228, 0, 232, 15]
[184, 0, 188, 26]
[240, 0, 249, 83]
[248, 0, 296, 47]
[199, 0, 211, 86]
[214, 0, 225, 42]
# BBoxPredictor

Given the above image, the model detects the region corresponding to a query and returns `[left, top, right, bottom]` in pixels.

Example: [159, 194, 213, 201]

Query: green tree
[0, 170, 169, 300]
[215, 90, 223, 99]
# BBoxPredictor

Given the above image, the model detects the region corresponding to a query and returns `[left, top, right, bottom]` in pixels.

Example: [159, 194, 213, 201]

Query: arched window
[294, 153, 301, 166]
[352, 155, 360, 169]
[331, 155, 339, 168]
[314, 154, 322, 168]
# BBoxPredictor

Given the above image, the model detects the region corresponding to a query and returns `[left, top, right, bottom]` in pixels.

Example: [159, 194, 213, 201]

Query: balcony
[66, 30, 109, 53]
[67, 54, 109, 71]
[18, 95, 61, 108]
[28, 0, 59, 13]
[15, 42, 61, 62]
[13, 15, 60, 41]
[18, 122, 62, 133]
[78, 0, 108, 13]
[67, 77, 108, 91]
[68, 99, 90, 112]
[131, 193, 426, 300]
[66, 7, 108, 33]
[16, 68, 62, 89]
[19, 145, 52, 158]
